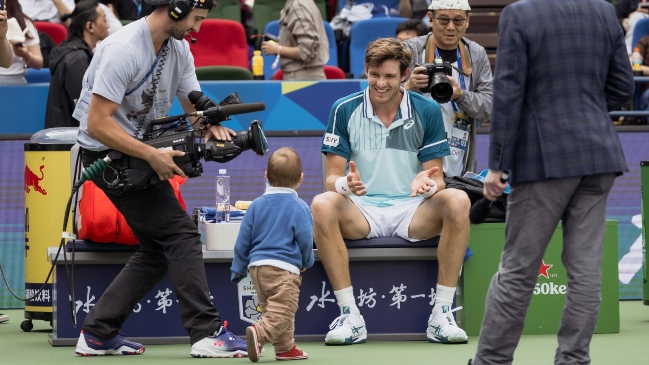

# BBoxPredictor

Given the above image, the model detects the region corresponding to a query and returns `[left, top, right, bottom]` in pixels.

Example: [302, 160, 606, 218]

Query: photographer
[73, 0, 248, 358]
[403, 0, 492, 178]
[44, 1, 110, 129]
[0, 0, 43, 84]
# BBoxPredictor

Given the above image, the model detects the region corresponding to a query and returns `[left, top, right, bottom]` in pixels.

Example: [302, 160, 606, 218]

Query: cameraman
[403, 0, 492, 178]
[73, 0, 248, 358]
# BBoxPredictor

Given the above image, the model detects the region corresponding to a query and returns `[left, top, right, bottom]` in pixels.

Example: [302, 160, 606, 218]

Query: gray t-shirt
[76, 19, 200, 151]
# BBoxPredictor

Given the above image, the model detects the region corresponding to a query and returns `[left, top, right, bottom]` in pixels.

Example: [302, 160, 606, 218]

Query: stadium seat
[262, 20, 280, 80]
[262, 20, 338, 80]
[24, 68, 51, 83]
[208, 0, 242, 22]
[323, 21, 338, 67]
[271, 65, 347, 80]
[188, 19, 249, 69]
[195, 66, 253, 80]
[632, 18, 649, 53]
[33, 21, 67, 45]
[348, 17, 407, 78]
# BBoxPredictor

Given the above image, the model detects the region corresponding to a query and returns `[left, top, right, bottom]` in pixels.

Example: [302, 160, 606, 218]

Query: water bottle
[252, 50, 264, 80]
[632, 47, 643, 75]
[216, 169, 230, 223]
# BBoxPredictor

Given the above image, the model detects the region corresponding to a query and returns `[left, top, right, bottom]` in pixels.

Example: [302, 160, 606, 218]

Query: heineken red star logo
[538, 260, 553, 278]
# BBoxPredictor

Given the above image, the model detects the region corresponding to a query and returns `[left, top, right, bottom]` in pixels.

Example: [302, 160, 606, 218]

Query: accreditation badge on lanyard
[449, 112, 470, 155]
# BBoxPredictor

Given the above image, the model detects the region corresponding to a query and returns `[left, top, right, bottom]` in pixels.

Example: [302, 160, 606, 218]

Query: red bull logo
[24, 164, 47, 195]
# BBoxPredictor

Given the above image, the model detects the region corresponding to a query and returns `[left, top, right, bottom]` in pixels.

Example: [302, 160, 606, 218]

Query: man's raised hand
[410, 166, 439, 198]
[347, 161, 367, 196]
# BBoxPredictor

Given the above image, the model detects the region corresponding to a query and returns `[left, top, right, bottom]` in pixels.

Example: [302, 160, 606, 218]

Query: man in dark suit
[470, 0, 633, 364]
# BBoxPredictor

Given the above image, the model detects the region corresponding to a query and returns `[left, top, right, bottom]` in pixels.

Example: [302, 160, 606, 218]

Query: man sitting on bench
[311, 38, 471, 346]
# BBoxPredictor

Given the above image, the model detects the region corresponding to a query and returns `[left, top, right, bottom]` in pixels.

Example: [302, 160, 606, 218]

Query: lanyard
[125, 39, 167, 97]
[434, 46, 466, 112]
[133, 0, 142, 17]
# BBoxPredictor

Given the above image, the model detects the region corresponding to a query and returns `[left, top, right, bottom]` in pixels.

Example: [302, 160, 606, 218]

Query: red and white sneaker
[246, 325, 263, 362]
[275, 345, 308, 361]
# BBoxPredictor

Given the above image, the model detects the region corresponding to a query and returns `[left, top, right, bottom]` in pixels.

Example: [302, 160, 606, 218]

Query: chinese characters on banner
[306, 281, 436, 312]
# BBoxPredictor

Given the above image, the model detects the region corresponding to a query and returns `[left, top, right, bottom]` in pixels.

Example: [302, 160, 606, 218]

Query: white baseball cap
[428, 0, 471, 11]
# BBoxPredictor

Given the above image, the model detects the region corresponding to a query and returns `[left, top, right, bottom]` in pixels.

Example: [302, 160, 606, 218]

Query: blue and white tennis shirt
[321, 88, 450, 207]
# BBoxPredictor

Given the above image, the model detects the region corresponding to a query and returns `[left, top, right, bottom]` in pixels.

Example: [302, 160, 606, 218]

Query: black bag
[444, 176, 508, 222]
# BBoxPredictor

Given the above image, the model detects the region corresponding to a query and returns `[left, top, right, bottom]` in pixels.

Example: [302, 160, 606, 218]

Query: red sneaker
[245, 326, 262, 362]
[275, 345, 308, 360]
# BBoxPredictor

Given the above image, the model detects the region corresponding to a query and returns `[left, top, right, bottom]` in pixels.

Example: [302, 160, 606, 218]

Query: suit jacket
[489, 0, 634, 184]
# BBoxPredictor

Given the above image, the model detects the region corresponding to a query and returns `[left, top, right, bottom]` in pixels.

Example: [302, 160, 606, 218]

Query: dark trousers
[80, 150, 221, 345]
[473, 174, 616, 365]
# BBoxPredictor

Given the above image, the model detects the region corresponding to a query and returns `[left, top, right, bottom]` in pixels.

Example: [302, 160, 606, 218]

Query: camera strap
[125, 39, 168, 97]
[424, 35, 472, 76]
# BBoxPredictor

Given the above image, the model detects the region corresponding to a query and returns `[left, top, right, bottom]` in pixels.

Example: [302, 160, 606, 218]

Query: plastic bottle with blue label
[216, 169, 230, 222]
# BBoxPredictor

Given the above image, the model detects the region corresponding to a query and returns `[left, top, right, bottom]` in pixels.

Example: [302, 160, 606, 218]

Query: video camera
[106, 91, 268, 192]
[417, 57, 454, 104]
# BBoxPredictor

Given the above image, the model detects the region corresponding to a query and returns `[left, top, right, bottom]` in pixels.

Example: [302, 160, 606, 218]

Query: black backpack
[444, 176, 508, 222]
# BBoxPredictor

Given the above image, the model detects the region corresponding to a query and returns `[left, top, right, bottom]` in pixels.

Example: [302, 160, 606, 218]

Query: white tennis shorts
[349, 196, 426, 242]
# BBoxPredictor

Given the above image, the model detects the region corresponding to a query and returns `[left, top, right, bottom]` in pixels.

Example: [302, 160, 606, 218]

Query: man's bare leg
[410, 188, 471, 287]
[409, 188, 471, 344]
[311, 192, 371, 345]
[311, 192, 370, 290]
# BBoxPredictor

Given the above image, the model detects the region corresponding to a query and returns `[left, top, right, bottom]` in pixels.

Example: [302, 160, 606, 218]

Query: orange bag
[77, 176, 187, 245]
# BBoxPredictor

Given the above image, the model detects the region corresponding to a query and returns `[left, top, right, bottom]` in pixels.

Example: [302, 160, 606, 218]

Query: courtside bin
[22, 128, 77, 331]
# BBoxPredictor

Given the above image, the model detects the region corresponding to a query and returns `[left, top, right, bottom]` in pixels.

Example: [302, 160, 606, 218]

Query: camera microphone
[196, 103, 266, 119]
[188, 32, 197, 44]
[469, 171, 510, 224]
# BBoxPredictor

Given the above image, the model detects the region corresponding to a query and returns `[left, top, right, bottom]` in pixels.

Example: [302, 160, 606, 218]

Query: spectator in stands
[38, 31, 57, 68]
[615, 0, 643, 21]
[621, 3, 648, 55]
[44, 0, 109, 129]
[470, 0, 632, 364]
[398, 0, 433, 20]
[396, 18, 429, 42]
[633, 33, 649, 118]
[312, 38, 470, 346]
[261, 0, 329, 80]
[403, 0, 493, 178]
[19, 0, 75, 24]
[0, 6, 13, 68]
[102, 0, 154, 21]
[95, 1, 123, 34]
[0, 0, 43, 84]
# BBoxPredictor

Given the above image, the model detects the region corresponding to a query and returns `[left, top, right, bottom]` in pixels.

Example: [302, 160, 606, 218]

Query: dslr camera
[417, 57, 454, 104]
[107, 91, 268, 192]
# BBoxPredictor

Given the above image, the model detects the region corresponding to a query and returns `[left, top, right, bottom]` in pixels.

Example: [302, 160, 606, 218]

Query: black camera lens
[430, 73, 453, 104]
[232, 120, 268, 156]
